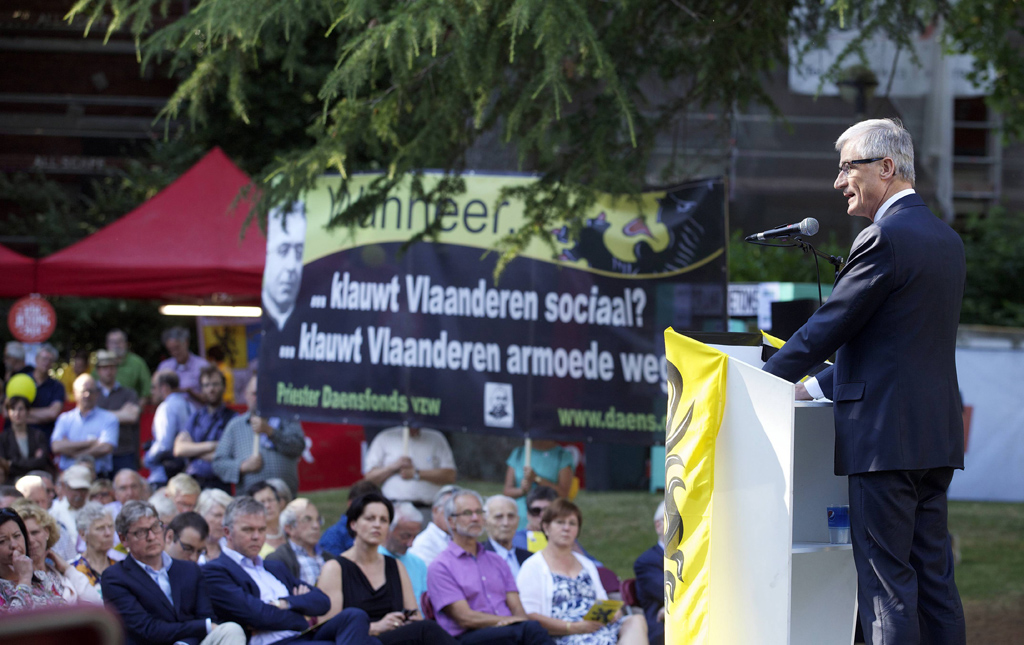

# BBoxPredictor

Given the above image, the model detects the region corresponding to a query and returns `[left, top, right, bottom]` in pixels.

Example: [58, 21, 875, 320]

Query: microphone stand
[745, 236, 845, 307]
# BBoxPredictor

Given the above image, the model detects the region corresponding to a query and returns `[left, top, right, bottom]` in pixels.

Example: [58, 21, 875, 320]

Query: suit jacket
[263, 541, 336, 583]
[100, 555, 214, 645]
[202, 552, 330, 634]
[480, 538, 531, 566]
[765, 194, 965, 475]
[633, 543, 665, 645]
[0, 426, 53, 482]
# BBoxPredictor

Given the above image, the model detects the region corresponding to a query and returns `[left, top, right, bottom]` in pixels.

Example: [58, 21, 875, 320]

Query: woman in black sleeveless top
[317, 492, 457, 644]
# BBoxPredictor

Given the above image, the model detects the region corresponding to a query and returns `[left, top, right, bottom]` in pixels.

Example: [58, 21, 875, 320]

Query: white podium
[700, 341, 858, 645]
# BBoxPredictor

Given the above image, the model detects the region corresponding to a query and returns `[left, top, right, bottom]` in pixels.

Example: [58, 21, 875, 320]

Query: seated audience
[0, 396, 53, 483]
[51, 374, 118, 479]
[146, 370, 193, 485]
[202, 496, 378, 645]
[150, 490, 179, 526]
[426, 487, 553, 645]
[51, 464, 94, 549]
[317, 492, 457, 644]
[517, 499, 646, 644]
[107, 468, 150, 519]
[379, 502, 428, 612]
[101, 500, 245, 645]
[267, 478, 295, 505]
[14, 471, 76, 559]
[632, 501, 665, 645]
[70, 501, 116, 596]
[0, 486, 22, 508]
[482, 494, 532, 577]
[247, 480, 287, 556]
[0, 506, 62, 611]
[266, 498, 331, 586]
[169, 473, 202, 514]
[213, 375, 306, 496]
[13, 499, 101, 605]
[514, 488, 599, 564]
[320, 480, 380, 554]
[196, 488, 233, 563]
[89, 478, 115, 505]
[174, 366, 235, 492]
[164, 512, 210, 563]
[504, 440, 574, 530]
[408, 484, 458, 566]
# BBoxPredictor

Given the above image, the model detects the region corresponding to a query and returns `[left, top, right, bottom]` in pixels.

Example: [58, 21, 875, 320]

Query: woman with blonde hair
[196, 488, 233, 563]
[12, 500, 101, 605]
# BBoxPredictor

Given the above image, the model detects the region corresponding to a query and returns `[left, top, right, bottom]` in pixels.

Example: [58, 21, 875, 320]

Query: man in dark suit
[481, 495, 531, 577]
[203, 496, 378, 645]
[763, 118, 966, 645]
[633, 501, 664, 645]
[102, 500, 245, 645]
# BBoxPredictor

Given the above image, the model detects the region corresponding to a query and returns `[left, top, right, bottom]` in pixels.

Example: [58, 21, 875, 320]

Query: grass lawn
[307, 484, 1024, 641]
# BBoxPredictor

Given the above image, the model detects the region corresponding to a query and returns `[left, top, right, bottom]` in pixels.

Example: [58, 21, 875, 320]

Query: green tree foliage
[728, 229, 848, 284]
[959, 208, 1024, 327]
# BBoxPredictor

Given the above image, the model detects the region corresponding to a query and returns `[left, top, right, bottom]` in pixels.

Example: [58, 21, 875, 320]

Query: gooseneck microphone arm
[743, 218, 845, 307]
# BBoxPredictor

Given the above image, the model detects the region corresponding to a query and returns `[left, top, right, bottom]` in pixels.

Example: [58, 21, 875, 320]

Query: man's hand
[250, 415, 272, 435]
[392, 456, 414, 479]
[292, 584, 310, 595]
[495, 616, 526, 627]
[657, 607, 665, 622]
[794, 382, 813, 401]
[240, 454, 263, 474]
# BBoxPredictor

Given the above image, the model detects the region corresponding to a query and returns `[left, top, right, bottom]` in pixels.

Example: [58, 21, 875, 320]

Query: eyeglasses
[450, 510, 486, 519]
[528, 507, 546, 517]
[838, 157, 884, 177]
[129, 521, 165, 540]
[298, 515, 325, 527]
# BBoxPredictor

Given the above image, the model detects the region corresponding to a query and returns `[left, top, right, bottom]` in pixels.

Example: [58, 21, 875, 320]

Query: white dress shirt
[221, 542, 297, 645]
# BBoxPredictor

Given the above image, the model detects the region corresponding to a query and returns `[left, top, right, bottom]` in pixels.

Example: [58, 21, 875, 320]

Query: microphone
[745, 218, 819, 242]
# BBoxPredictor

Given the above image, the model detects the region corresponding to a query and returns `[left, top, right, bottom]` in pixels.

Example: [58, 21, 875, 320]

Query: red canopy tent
[0, 244, 36, 298]
[36, 148, 265, 301]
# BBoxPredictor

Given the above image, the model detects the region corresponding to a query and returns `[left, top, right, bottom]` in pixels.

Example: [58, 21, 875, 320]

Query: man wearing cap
[50, 463, 94, 554]
[51, 374, 119, 479]
[105, 328, 152, 404]
[95, 349, 142, 472]
[26, 343, 67, 437]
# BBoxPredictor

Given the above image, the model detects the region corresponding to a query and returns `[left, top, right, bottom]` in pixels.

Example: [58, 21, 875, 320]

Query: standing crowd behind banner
[0, 327, 665, 645]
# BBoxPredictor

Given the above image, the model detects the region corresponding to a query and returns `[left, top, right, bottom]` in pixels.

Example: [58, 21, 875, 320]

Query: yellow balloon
[6, 373, 37, 404]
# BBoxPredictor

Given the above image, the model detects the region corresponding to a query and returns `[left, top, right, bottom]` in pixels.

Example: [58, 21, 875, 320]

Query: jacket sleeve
[764, 226, 894, 383]
[102, 568, 207, 645]
[633, 547, 663, 612]
[202, 561, 310, 632]
[265, 560, 330, 616]
[212, 421, 244, 485]
[269, 419, 306, 459]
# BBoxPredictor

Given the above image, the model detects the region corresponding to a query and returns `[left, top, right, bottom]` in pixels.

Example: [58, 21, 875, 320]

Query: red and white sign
[8, 295, 56, 343]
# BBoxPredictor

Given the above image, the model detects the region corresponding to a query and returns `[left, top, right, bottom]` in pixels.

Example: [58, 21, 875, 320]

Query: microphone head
[799, 218, 820, 236]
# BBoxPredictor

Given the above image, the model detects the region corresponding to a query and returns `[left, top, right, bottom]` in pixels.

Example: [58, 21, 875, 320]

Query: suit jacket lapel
[124, 556, 176, 615]
[168, 560, 183, 617]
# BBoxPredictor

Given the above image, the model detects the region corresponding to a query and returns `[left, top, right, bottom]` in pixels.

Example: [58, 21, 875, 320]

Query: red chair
[621, 578, 638, 607]
[421, 592, 436, 620]
[596, 565, 621, 599]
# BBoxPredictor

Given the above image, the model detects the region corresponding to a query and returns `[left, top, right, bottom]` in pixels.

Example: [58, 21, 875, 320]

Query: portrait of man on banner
[262, 201, 307, 332]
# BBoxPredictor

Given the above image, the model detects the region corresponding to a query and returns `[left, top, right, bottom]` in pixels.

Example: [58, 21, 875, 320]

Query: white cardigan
[516, 550, 607, 617]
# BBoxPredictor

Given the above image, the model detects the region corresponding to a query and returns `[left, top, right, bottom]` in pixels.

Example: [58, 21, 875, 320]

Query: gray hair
[116, 500, 158, 537]
[391, 502, 423, 529]
[161, 326, 190, 344]
[148, 491, 176, 519]
[835, 118, 915, 186]
[76, 501, 113, 535]
[153, 369, 180, 390]
[654, 500, 665, 525]
[266, 478, 294, 505]
[280, 498, 312, 528]
[223, 496, 266, 529]
[4, 342, 25, 359]
[484, 494, 518, 516]
[444, 489, 484, 525]
[196, 488, 233, 517]
[36, 343, 59, 362]
[433, 484, 459, 511]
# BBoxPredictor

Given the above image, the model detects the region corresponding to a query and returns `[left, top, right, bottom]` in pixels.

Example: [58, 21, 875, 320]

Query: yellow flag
[662, 329, 729, 645]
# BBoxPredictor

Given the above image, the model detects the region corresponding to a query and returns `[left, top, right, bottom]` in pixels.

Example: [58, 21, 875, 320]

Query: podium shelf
[795, 400, 832, 408]
[792, 542, 853, 554]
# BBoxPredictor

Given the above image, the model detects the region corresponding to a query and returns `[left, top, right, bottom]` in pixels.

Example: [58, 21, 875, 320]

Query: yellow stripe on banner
[760, 330, 786, 349]
[662, 330, 728, 645]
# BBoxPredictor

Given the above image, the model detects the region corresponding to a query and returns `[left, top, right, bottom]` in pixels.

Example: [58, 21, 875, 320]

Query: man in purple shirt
[426, 487, 552, 645]
[156, 326, 209, 399]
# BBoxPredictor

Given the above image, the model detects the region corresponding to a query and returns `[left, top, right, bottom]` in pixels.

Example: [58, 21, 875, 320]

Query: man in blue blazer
[632, 501, 664, 645]
[202, 495, 379, 645]
[764, 118, 966, 645]
[101, 500, 245, 645]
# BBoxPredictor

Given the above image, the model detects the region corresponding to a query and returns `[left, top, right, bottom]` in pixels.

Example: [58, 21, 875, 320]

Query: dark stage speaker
[770, 299, 819, 341]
